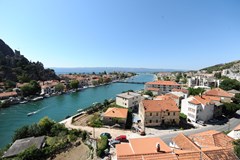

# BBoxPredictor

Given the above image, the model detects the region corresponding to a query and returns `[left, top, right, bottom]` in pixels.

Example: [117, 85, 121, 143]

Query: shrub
[82, 131, 88, 141]
[18, 146, 44, 160]
[97, 136, 108, 157]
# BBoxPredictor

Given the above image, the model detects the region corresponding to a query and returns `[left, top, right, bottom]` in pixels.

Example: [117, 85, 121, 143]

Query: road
[160, 110, 240, 144]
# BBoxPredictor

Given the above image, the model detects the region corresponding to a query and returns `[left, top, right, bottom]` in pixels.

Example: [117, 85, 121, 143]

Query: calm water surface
[0, 73, 155, 148]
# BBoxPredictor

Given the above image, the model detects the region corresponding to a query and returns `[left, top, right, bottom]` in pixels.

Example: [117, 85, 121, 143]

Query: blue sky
[0, 0, 239, 70]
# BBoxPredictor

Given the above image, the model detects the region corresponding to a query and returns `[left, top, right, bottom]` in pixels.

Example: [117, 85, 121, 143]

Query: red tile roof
[146, 80, 180, 86]
[189, 130, 234, 149]
[103, 107, 128, 119]
[142, 99, 179, 112]
[173, 131, 238, 160]
[204, 88, 233, 98]
[116, 137, 172, 158]
[0, 91, 18, 98]
[189, 95, 220, 105]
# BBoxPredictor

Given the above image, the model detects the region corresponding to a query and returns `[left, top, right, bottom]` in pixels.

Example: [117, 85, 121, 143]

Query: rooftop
[3, 136, 45, 158]
[116, 137, 172, 158]
[146, 80, 180, 86]
[189, 95, 220, 105]
[103, 107, 128, 119]
[0, 91, 18, 98]
[116, 92, 141, 99]
[142, 99, 179, 112]
[204, 88, 233, 98]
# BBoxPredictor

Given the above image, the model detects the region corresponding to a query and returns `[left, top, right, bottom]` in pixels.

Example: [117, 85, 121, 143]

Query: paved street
[160, 110, 240, 144]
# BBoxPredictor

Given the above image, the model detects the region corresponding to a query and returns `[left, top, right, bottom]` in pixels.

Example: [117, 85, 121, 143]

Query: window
[156, 120, 158, 123]
[173, 112, 175, 116]
[156, 113, 158, 116]
[150, 113, 152, 116]
[168, 112, 170, 116]
[149, 120, 152, 123]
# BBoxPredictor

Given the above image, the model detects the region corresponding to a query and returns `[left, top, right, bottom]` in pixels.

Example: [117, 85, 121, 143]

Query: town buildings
[102, 107, 128, 127]
[139, 99, 180, 127]
[145, 80, 181, 95]
[116, 130, 238, 160]
[204, 88, 234, 103]
[116, 92, 141, 110]
[181, 95, 222, 122]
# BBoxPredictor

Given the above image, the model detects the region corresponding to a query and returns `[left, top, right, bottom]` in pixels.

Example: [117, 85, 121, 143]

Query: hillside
[201, 60, 240, 73]
[0, 39, 59, 82]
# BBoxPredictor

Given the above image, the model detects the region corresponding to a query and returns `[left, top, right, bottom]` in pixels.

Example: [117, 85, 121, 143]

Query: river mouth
[0, 73, 155, 148]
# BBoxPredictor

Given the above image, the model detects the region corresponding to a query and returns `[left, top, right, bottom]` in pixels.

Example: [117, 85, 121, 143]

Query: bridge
[113, 81, 146, 84]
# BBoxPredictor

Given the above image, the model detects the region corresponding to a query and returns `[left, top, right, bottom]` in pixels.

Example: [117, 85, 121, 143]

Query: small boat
[20, 101, 28, 104]
[27, 111, 36, 116]
[31, 96, 44, 102]
[44, 94, 50, 98]
[77, 109, 83, 113]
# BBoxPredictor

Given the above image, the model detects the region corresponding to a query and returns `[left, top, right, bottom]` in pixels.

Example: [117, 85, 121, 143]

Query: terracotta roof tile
[142, 99, 179, 112]
[189, 96, 220, 105]
[204, 88, 233, 98]
[0, 91, 18, 98]
[103, 107, 128, 119]
[116, 137, 172, 158]
[189, 130, 234, 149]
[146, 80, 180, 86]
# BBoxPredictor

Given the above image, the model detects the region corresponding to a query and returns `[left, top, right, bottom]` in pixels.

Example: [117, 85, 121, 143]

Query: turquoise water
[0, 73, 155, 148]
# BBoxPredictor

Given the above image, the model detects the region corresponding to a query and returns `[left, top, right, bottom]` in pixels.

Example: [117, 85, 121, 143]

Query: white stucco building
[145, 80, 181, 95]
[181, 95, 221, 122]
[228, 124, 240, 140]
[116, 92, 141, 110]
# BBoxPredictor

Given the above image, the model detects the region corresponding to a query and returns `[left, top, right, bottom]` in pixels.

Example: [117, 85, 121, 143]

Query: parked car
[100, 132, 112, 139]
[109, 140, 121, 147]
[131, 126, 146, 136]
[197, 120, 206, 126]
[115, 135, 127, 142]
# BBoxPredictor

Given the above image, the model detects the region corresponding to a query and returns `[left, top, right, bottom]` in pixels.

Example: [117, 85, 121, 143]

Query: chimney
[156, 143, 161, 152]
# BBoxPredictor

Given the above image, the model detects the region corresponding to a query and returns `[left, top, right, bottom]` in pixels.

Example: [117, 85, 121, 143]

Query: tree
[144, 90, 153, 97]
[55, 83, 65, 92]
[29, 80, 41, 94]
[21, 80, 41, 96]
[219, 78, 240, 91]
[188, 87, 205, 96]
[222, 103, 240, 117]
[18, 146, 44, 160]
[12, 125, 29, 142]
[214, 72, 222, 79]
[233, 93, 240, 104]
[103, 99, 110, 107]
[97, 136, 108, 157]
[234, 139, 240, 158]
[4, 80, 16, 89]
[70, 80, 79, 89]
[38, 117, 55, 135]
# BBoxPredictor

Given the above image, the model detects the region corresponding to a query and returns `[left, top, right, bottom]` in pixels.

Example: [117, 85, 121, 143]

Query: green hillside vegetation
[0, 39, 59, 83]
[201, 60, 240, 73]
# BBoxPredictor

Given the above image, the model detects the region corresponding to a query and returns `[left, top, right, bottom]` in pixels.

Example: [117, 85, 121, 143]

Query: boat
[44, 94, 50, 98]
[77, 109, 83, 113]
[27, 111, 37, 116]
[20, 101, 28, 104]
[31, 96, 44, 102]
